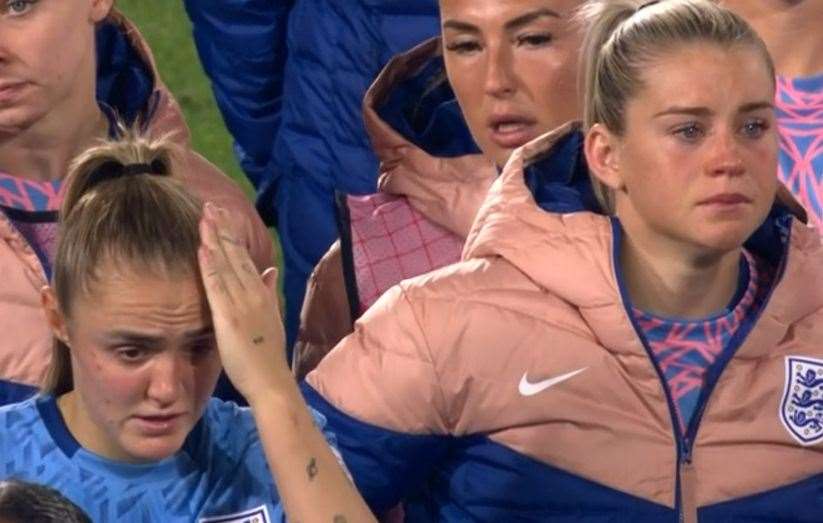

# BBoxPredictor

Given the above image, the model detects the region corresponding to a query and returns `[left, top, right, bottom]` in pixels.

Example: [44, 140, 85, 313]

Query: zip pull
[681, 437, 693, 464]
[679, 459, 697, 523]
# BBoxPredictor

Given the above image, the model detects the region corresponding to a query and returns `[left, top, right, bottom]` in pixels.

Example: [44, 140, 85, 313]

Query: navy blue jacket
[185, 0, 440, 346]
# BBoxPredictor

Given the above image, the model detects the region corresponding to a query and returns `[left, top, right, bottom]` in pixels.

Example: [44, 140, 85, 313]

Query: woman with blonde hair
[0, 132, 374, 523]
[303, 0, 823, 520]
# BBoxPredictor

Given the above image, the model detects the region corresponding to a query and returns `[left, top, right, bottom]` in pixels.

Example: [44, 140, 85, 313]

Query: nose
[146, 353, 185, 406]
[707, 130, 745, 178]
[483, 42, 516, 98]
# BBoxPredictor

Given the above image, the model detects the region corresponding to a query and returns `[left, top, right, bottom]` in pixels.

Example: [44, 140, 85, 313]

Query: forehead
[71, 262, 208, 333]
[633, 43, 774, 112]
[439, 0, 583, 26]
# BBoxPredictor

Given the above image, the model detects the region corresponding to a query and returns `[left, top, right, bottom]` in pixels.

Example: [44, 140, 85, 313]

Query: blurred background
[117, 1, 252, 198]
[117, 0, 284, 275]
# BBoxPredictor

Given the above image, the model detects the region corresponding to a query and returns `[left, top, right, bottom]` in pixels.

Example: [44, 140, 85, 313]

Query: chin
[123, 434, 187, 463]
[693, 224, 757, 253]
[0, 107, 40, 135]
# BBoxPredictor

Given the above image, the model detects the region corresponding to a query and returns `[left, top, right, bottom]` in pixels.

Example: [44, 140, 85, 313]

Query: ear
[89, 0, 115, 23]
[41, 286, 70, 346]
[584, 123, 625, 191]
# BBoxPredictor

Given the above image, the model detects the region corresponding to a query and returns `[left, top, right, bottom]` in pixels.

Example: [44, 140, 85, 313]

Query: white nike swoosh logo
[519, 367, 588, 397]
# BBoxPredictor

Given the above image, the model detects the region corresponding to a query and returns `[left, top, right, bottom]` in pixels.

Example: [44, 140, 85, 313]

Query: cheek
[448, 68, 486, 127]
[29, 27, 89, 89]
[193, 353, 223, 397]
[73, 351, 144, 404]
[744, 138, 779, 199]
[520, 50, 581, 128]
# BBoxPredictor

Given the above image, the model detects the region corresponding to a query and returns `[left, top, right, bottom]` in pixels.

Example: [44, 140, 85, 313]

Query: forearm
[249, 382, 376, 523]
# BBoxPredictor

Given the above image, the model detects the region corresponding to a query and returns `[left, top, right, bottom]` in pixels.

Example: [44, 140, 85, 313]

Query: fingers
[209, 204, 262, 293]
[198, 211, 236, 317]
[200, 204, 245, 303]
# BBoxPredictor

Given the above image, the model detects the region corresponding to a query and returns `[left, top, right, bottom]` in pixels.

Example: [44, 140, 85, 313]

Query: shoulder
[398, 256, 552, 314]
[201, 398, 258, 442]
[0, 395, 42, 430]
[0, 397, 63, 478]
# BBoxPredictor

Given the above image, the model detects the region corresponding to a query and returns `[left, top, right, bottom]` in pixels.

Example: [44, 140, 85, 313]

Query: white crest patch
[780, 356, 823, 446]
[198, 505, 270, 523]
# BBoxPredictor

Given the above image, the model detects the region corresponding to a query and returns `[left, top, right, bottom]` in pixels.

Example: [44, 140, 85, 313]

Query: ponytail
[44, 127, 202, 395]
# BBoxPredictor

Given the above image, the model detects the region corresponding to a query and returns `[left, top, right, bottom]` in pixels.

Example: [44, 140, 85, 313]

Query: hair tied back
[87, 158, 168, 189]
[637, 0, 660, 12]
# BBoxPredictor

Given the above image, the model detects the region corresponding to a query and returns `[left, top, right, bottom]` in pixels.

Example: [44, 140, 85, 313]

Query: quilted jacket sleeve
[303, 284, 452, 511]
[184, 0, 294, 188]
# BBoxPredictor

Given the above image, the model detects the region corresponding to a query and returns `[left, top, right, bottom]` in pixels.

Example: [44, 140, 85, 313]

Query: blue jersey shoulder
[0, 396, 286, 523]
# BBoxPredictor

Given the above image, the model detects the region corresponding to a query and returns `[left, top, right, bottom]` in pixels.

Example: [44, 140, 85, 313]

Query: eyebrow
[505, 8, 561, 31]
[653, 101, 774, 118]
[104, 331, 161, 347]
[442, 8, 560, 34]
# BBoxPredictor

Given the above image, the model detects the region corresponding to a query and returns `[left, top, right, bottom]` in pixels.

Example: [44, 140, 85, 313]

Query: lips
[487, 114, 538, 149]
[132, 413, 184, 436]
[0, 81, 28, 104]
[698, 193, 752, 206]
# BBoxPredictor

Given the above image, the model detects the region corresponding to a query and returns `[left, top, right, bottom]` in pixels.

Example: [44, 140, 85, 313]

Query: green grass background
[117, 0, 252, 196]
[116, 1, 283, 273]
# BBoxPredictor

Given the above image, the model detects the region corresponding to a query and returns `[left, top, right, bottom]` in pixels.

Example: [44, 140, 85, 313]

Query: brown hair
[43, 128, 202, 395]
[0, 480, 91, 523]
[578, 0, 775, 212]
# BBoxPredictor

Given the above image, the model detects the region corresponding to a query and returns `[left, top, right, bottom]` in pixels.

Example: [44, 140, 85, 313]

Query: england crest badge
[199, 505, 270, 523]
[780, 356, 823, 446]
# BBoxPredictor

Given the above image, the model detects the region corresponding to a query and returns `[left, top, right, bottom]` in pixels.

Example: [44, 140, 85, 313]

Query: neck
[57, 390, 111, 460]
[0, 101, 109, 182]
[619, 225, 743, 319]
[724, 0, 823, 78]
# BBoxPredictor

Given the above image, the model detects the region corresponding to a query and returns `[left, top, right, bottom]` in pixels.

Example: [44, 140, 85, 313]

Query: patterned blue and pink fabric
[634, 250, 772, 434]
[776, 73, 823, 231]
[0, 172, 62, 278]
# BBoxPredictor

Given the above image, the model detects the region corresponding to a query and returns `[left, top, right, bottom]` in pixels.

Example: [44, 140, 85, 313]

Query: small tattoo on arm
[307, 457, 318, 481]
[252, 335, 264, 345]
[333, 516, 347, 523]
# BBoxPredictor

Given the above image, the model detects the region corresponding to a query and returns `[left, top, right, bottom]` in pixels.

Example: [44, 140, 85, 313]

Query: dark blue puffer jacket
[185, 0, 440, 348]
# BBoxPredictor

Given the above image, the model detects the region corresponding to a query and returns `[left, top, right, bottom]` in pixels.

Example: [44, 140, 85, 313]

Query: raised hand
[198, 202, 289, 404]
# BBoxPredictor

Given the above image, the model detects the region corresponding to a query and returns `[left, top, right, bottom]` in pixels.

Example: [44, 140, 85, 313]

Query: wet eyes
[674, 123, 704, 141]
[188, 340, 216, 359]
[741, 119, 769, 138]
[4, 0, 36, 16]
[672, 119, 769, 142]
[113, 341, 214, 364]
[115, 346, 147, 363]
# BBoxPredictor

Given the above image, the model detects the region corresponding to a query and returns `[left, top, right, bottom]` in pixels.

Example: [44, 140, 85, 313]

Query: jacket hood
[464, 122, 821, 325]
[363, 38, 497, 237]
[95, 10, 191, 143]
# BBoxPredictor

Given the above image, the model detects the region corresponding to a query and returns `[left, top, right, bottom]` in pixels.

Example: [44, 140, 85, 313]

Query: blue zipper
[610, 219, 687, 520]
[609, 217, 792, 521]
[681, 222, 792, 461]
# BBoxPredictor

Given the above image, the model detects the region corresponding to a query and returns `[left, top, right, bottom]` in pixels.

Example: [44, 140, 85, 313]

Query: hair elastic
[637, 0, 661, 11]
[87, 159, 167, 189]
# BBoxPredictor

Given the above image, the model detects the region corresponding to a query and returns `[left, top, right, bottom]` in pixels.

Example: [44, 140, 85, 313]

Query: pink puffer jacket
[306, 123, 822, 521]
